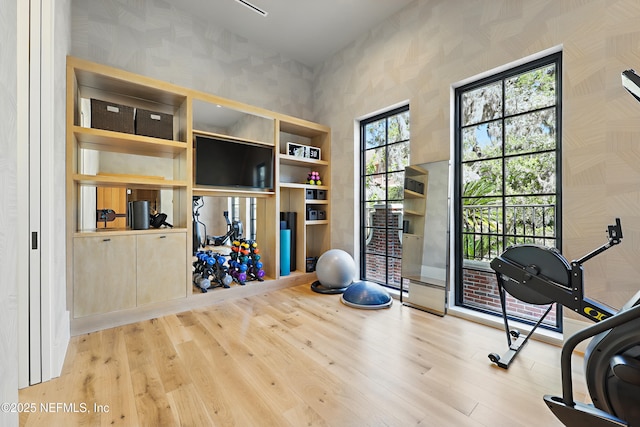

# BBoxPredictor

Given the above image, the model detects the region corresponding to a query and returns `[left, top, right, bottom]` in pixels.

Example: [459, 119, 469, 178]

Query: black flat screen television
[194, 135, 274, 190]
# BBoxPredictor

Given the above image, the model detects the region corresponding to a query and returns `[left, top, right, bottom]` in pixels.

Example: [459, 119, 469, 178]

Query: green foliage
[460, 63, 559, 261]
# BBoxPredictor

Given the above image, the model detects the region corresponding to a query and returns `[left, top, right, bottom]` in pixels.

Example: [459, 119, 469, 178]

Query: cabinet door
[136, 233, 187, 305]
[73, 235, 137, 317]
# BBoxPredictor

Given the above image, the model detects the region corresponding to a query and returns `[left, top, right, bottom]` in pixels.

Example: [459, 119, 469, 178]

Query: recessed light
[234, 0, 268, 17]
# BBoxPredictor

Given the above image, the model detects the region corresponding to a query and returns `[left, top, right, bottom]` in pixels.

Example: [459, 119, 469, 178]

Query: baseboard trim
[70, 272, 316, 336]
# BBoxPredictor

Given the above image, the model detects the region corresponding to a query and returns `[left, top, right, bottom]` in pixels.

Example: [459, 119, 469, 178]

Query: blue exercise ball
[313, 249, 356, 292]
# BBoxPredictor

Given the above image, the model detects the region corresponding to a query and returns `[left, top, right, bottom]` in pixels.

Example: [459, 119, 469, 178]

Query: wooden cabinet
[73, 232, 187, 318]
[66, 56, 331, 327]
[136, 233, 187, 305]
[278, 118, 331, 273]
[73, 235, 137, 317]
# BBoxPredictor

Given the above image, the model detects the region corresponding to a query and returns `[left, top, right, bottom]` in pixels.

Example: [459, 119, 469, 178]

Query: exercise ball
[311, 249, 356, 294]
[341, 281, 393, 309]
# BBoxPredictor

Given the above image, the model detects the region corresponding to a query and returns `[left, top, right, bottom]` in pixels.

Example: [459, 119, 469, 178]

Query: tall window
[454, 52, 562, 328]
[360, 106, 410, 289]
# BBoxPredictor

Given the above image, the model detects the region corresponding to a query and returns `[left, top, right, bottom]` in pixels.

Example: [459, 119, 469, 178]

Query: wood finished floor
[19, 283, 588, 426]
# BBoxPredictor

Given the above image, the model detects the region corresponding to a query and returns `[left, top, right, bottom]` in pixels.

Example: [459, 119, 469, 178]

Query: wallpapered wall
[71, 0, 315, 120]
[70, 0, 640, 312]
[312, 0, 640, 311]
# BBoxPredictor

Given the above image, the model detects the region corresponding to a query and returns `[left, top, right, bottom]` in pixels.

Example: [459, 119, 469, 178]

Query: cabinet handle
[102, 238, 111, 242]
[159, 235, 167, 239]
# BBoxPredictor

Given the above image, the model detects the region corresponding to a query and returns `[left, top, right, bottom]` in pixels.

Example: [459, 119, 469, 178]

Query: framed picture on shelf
[287, 142, 321, 160]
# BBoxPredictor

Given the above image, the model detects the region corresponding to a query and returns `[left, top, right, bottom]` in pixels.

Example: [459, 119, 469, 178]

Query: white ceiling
[175, 0, 415, 67]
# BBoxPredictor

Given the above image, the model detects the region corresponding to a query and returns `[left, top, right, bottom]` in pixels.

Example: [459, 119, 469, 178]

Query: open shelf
[73, 126, 187, 158]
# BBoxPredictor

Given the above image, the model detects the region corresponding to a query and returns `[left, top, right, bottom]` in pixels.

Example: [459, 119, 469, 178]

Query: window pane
[505, 108, 556, 155]
[388, 111, 410, 143]
[365, 146, 386, 175]
[462, 159, 503, 197]
[364, 253, 387, 283]
[364, 119, 386, 149]
[388, 172, 405, 201]
[504, 196, 556, 244]
[462, 120, 502, 161]
[365, 228, 387, 256]
[388, 141, 410, 172]
[462, 81, 503, 126]
[388, 256, 402, 288]
[365, 174, 386, 202]
[505, 152, 556, 195]
[505, 64, 556, 115]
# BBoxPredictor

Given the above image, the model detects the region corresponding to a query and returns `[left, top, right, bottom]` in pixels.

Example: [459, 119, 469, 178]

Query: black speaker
[280, 212, 297, 271]
[128, 200, 149, 230]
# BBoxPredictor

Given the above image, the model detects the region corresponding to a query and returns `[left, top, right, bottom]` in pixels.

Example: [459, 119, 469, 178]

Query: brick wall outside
[462, 267, 558, 325]
[364, 204, 403, 287]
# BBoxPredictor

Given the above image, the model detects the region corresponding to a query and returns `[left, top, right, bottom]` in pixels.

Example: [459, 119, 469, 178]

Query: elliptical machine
[543, 290, 640, 426]
[211, 211, 243, 246]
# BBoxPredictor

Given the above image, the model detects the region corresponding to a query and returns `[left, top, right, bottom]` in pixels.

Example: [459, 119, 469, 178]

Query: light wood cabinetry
[73, 235, 137, 317]
[278, 118, 331, 272]
[136, 233, 187, 305]
[66, 56, 331, 330]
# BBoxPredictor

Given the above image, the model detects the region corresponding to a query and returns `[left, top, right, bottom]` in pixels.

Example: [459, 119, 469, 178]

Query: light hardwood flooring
[19, 283, 588, 426]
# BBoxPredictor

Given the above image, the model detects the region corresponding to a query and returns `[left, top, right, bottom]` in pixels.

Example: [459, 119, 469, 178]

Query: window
[360, 106, 410, 289]
[454, 52, 562, 329]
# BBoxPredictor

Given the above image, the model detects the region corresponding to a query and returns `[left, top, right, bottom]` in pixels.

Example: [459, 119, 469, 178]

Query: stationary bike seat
[497, 244, 572, 305]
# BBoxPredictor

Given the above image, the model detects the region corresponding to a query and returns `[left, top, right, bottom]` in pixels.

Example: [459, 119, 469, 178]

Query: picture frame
[287, 142, 321, 160]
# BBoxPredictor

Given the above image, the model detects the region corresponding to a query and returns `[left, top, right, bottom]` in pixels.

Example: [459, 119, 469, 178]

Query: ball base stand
[310, 280, 349, 294]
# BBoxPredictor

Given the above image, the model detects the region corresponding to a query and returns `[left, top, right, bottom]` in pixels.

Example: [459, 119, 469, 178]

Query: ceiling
[175, 0, 415, 67]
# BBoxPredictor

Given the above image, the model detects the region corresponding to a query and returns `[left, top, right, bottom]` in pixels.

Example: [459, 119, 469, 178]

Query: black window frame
[359, 104, 410, 288]
[453, 52, 563, 330]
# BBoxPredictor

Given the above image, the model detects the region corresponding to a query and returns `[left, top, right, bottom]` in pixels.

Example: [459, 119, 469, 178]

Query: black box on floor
[135, 108, 174, 140]
[91, 99, 134, 134]
[306, 256, 318, 272]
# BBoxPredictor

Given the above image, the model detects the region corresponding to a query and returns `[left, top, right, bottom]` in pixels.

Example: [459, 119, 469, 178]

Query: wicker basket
[135, 108, 173, 140]
[90, 99, 134, 134]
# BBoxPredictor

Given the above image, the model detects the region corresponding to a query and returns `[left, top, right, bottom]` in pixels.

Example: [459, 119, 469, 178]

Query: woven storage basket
[90, 99, 134, 134]
[135, 108, 173, 140]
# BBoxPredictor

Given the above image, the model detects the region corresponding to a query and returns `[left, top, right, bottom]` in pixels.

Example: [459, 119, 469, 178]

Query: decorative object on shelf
[90, 98, 134, 134]
[287, 142, 321, 160]
[96, 208, 126, 228]
[150, 211, 173, 228]
[135, 108, 173, 140]
[229, 239, 265, 285]
[307, 170, 322, 185]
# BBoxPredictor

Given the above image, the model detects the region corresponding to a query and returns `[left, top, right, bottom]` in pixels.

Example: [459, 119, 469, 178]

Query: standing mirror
[401, 160, 450, 315]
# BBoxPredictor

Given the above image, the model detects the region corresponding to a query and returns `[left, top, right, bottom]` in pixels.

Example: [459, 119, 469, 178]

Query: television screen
[194, 135, 274, 190]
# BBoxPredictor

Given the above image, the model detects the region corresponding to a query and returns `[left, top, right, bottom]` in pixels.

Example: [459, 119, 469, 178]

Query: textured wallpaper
[71, 0, 315, 120]
[312, 0, 640, 310]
